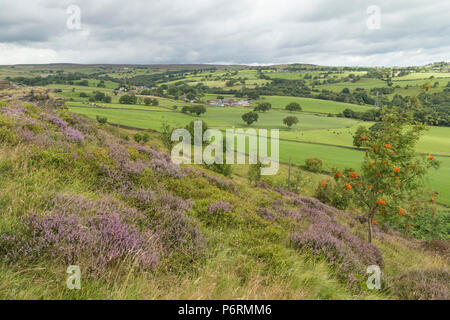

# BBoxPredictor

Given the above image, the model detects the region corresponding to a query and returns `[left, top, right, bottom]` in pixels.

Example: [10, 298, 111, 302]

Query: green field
[256, 95, 373, 114]
[69, 104, 450, 205]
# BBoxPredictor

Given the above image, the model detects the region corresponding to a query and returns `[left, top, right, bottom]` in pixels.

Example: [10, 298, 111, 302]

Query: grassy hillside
[0, 87, 448, 300]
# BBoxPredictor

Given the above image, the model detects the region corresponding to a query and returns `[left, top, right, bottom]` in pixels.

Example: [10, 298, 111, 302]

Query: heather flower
[63, 127, 84, 143]
[0, 104, 28, 118]
[391, 269, 450, 300]
[49, 115, 68, 129]
[208, 201, 232, 214]
[256, 208, 277, 221]
[185, 167, 236, 192]
[0, 196, 160, 277]
[287, 193, 384, 291]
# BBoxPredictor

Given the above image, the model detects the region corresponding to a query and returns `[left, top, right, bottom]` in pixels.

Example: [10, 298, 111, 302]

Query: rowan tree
[333, 93, 439, 243]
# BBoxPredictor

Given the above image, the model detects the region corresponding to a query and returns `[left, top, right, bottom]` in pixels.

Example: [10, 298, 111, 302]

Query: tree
[334, 93, 440, 243]
[185, 120, 208, 144]
[286, 102, 302, 112]
[254, 102, 271, 113]
[181, 106, 190, 114]
[342, 108, 355, 118]
[191, 105, 206, 116]
[283, 116, 299, 128]
[119, 94, 137, 105]
[144, 98, 152, 106]
[353, 126, 370, 148]
[242, 112, 259, 126]
[186, 92, 196, 101]
[161, 121, 174, 150]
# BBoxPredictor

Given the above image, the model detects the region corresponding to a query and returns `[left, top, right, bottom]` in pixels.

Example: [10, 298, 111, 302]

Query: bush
[0, 196, 160, 277]
[96, 115, 108, 124]
[119, 94, 138, 105]
[248, 162, 263, 184]
[286, 102, 302, 112]
[305, 158, 323, 173]
[391, 269, 450, 300]
[206, 162, 233, 177]
[315, 181, 350, 210]
[290, 196, 384, 291]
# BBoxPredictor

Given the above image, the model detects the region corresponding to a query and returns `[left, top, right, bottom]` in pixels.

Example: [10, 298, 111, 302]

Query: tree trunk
[368, 209, 375, 243]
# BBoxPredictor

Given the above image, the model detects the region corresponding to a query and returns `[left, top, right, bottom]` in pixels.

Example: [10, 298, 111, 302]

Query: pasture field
[393, 72, 450, 80]
[256, 95, 373, 114]
[68, 104, 450, 205]
[317, 78, 387, 92]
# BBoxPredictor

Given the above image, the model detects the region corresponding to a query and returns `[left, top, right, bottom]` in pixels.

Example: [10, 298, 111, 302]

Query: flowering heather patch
[146, 149, 184, 179]
[98, 143, 151, 191]
[0, 104, 28, 118]
[391, 269, 450, 300]
[123, 186, 203, 257]
[151, 191, 203, 256]
[150, 156, 184, 178]
[184, 167, 236, 192]
[0, 196, 160, 277]
[256, 207, 277, 221]
[208, 201, 233, 214]
[16, 127, 54, 148]
[291, 218, 384, 290]
[49, 115, 68, 129]
[126, 188, 157, 210]
[286, 193, 384, 290]
[63, 127, 84, 144]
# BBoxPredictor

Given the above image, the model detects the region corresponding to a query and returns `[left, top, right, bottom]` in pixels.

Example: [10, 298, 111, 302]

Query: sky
[0, 0, 449, 67]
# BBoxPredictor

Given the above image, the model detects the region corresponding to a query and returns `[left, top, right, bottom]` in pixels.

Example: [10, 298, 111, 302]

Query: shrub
[0, 196, 160, 277]
[63, 127, 84, 144]
[305, 158, 323, 173]
[391, 269, 450, 300]
[208, 201, 232, 214]
[119, 94, 137, 105]
[248, 162, 263, 185]
[315, 181, 350, 210]
[133, 133, 143, 143]
[285, 102, 302, 112]
[291, 209, 383, 291]
[96, 115, 108, 124]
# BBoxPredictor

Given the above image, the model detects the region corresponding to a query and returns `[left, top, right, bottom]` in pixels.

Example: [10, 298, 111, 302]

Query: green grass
[1, 88, 449, 300]
[69, 105, 359, 131]
[317, 78, 387, 93]
[69, 105, 450, 206]
[394, 72, 450, 80]
[257, 95, 374, 114]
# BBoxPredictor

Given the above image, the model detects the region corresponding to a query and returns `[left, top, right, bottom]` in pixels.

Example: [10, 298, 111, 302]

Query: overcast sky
[0, 0, 449, 66]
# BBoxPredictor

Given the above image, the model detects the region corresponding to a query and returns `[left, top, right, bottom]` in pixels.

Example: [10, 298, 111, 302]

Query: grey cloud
[0, 0, 448, 66]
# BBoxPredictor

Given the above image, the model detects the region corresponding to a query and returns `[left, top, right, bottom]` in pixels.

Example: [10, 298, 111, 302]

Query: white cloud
[0, 0, 448, 66]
